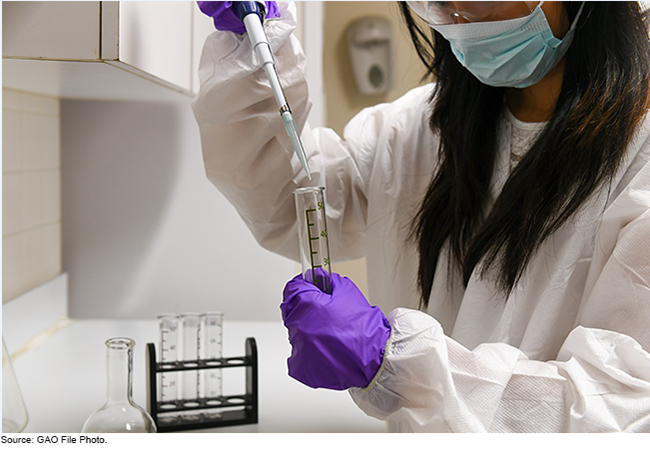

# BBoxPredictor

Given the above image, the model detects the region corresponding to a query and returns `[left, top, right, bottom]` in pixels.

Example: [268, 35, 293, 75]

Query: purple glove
[281, 272, 391, 390]
[197, 1, 280, 34]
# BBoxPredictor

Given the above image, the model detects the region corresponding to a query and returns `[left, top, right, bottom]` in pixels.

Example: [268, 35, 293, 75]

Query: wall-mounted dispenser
[347, 17, 394, 95]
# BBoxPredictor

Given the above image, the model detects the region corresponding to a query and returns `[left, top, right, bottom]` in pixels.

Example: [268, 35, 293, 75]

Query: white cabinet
[2, 1, 216, 101]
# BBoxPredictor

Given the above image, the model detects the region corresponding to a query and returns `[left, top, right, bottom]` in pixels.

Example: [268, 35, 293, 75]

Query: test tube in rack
[157, 314, 180, 424]
[180, 313, 201, 421]
[200, 312, 224, 418]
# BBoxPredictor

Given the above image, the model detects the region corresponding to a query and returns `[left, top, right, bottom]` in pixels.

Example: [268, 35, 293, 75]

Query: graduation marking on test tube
[306, 206, 329, 285]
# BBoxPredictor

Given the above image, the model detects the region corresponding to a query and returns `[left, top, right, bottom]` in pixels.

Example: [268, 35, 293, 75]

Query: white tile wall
[2, 88, 62, 302]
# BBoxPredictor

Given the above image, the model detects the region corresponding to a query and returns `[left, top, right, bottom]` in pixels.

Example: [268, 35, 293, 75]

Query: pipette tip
[282, 111, 313, 182]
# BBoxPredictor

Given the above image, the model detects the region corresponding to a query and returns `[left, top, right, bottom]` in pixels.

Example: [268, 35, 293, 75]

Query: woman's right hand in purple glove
[197, 1, 280, 34]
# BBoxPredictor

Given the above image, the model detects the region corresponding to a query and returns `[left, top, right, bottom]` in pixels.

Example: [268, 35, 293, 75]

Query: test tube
[179, 313, 201, 416]
[157, 314, 180, 424]
[293, 186, 332, 293]
[157, 315, 179, 404]
[200, 312, 224, 418]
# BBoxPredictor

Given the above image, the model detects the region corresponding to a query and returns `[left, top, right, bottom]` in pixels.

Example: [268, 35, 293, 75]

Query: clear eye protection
[406, 1, 540, 25]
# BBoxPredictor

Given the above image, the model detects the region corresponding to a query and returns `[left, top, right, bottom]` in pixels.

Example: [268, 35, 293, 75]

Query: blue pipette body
[234, 2, 312, 180]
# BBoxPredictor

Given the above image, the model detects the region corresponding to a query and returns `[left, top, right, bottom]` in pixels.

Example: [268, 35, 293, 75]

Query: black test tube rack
[146, 337, 258, 432]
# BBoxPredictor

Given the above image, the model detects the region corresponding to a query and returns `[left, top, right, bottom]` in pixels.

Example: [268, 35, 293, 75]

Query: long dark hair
[399, 2, 650, 308]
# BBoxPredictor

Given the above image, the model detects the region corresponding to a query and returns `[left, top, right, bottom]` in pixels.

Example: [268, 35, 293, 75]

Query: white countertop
[11, 318, 387, 433]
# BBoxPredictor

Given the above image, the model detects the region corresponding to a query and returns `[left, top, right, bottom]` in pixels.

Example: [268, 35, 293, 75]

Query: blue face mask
[431, 2, 585, 88]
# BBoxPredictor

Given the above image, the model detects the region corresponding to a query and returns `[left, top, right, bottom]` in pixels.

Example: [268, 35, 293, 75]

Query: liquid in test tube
[200, 312, 224, 419]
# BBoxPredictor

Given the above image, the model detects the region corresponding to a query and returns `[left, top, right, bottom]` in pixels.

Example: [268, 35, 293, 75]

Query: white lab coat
[192, 2, 650, 432]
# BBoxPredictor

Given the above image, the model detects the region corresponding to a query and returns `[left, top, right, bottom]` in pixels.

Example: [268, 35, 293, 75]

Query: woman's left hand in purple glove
[197, 1, 280, 34]
[281, 272, 391, 390]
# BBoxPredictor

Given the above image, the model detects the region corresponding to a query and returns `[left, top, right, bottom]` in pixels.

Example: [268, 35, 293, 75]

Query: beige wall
[323, 1, 425, 135]
[2, 89, 62, 302]
[322, 1, 425, 297]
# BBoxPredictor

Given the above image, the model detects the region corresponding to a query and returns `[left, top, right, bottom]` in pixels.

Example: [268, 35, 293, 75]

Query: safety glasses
[406, 1, 540, 25]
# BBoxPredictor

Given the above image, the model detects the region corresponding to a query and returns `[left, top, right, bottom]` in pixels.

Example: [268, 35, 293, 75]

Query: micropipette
[234, 2, 312, 180]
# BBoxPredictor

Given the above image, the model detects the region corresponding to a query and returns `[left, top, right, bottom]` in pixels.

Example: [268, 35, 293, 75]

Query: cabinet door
[2, 1, 100, 60]
[3, 1, 204, 100]
[119, 1, 193, 93]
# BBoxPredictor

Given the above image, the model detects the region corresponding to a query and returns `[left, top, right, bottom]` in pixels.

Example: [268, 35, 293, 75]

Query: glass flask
[81, 338, 157, 433]
[2, 338, 29, 433]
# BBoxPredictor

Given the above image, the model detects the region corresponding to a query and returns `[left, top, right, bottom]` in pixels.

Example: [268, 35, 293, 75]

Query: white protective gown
[192, 2, 650, 432]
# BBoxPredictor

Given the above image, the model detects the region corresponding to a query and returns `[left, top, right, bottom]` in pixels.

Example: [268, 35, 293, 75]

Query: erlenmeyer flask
[2, 338, 28, 433]
[81, 338, 157, 433]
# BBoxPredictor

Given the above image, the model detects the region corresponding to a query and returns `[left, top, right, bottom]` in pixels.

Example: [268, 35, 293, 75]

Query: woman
[192, 2, 650, 431]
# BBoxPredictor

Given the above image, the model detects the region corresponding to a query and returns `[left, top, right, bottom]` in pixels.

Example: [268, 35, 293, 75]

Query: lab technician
[192, 1, 650, 432]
